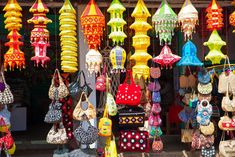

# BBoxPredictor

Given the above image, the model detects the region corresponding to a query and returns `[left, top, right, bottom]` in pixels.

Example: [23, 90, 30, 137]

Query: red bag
[0, 118, 14, 149]
[96, 66, 108, 92]
[116, 70, 141, 106]
[119, 130, 150, 152]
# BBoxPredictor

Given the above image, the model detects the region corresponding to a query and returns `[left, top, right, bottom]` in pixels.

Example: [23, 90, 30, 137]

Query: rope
[54, 8, 58, 69]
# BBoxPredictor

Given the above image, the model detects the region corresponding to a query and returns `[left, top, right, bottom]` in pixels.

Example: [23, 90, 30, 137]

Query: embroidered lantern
[178, 0, 198, 40]
[152, 0, 178, 45]
[206, 0, 223, 31]
[59, 0, 78, 73]
[177, 40, 203, 66]
[110, 46, 126, 73]
[204, 30, 226, 64]
[107, 0, 127, 45]
[86, 49, 103, 75]
[129, 0, 152, 79]
[3, 0, 25, 70]
[229, 11, 235, 33]
[81, 0, 105, 50]
[28, 0, 52, 67]
[153, 45, 181, 69]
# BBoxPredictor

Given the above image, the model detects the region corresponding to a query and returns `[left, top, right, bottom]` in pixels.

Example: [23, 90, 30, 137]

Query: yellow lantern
[130, 0, 152, 80]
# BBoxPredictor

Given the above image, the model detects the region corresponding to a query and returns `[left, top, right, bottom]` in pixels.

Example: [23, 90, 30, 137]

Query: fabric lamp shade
[86, 49, 103, 75]
[110, 46, 126, 73]
[177, 40, 203, 66]
[230, 11, 235, 33]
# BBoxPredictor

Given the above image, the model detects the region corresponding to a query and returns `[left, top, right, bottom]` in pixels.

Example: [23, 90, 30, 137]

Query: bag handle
[79, 92, 89, 109]
[51, 69, 63, 86]
[80, 71, 89, 87]
[1, 72, 6, 84]
[223, 55, 232, 72]
[124, 70, 135, 85]
[106, 74, 110, 93]
[103, 103, 108, 118]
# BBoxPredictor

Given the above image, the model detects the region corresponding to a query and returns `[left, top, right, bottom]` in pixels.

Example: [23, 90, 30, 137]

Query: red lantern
[28, 0, 52, 67]
[206, 0, 223, 31]
[80, 0, 105, 50]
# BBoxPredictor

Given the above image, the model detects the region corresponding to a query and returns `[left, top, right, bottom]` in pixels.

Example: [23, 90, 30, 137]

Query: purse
[116, 70, 141, 106]
[96, 66, 110, 92]
[119, 130, 150, 152]
[44, 100, 62, 123]
[197, 82, 212, 95]
[152, 137, 163, 152]
[46, 123, 68, 144]
[107, 93, 117, 116]
[179, 75, 188, 88]
[222, 82, 235, 112]
[69, 70, 93, 101]
[73, 116, 98, 145]
[0, 105, 11, 132]
[150, 67, 161, 79]
[150, 126, 163, 137]
[0, 72, 14, 105]
[98, 104, 112, 137]
[198, 69, 211, 84]
[191, 130, 201, 150]
[118, 107, 145, 128]
[0, 118, 14, 151]
[151, 103, 161, 114]
[48, 69, 69, 100]
[105, 136, 118, 157]
[196, 99, 212, 126]
[148, 113, 161, 126]
[219, 132, 235, 157]
[73, 92, 96, 121]
[152, 91, 161, 103]
[200, 122, 215, 136]
[181, 121, 193, 143]
[147, 79, 161, 92]
[201, 146, 216, 157]
[218, 115, 235, 131]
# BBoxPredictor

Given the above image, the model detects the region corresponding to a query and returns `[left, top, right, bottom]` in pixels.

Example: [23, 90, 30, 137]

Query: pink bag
[152, 137, 163, 152]
[151, 103, 161, 114]
[147, 80, 161, 92]
[148, 113, 162, 126]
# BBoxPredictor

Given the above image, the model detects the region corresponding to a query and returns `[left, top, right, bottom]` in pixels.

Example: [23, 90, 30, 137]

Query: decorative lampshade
[178, 0, 198, 40]
[204, 30, 226, 64]
[59, 0, 78, 73]
[3, 0, 25, 70]
[110, 46, 126, 73]
[107, 0, 127, 45]
[129, 0, 152, 79]
[177, 40, 203, 66]
[153, 45, 181, 69]
[81, 0, 105, 50]
[86, 49, 103, 75]
[229, 11, 235, 33]
[28, 0, 52, 67]
[152, 0, 178, 45]
[206, 0, 223, 31]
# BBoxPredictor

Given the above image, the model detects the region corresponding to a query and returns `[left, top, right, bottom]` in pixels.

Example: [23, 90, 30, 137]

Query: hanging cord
[201, 8, 205, 64]
[54, 8, 58, 69]
[225, 8, 229, 56]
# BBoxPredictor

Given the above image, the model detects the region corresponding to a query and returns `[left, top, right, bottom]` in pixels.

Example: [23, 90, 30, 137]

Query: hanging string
[225, 8, 229, 56]
[54, 8, 58, 69]
[201, 8, 205, 64]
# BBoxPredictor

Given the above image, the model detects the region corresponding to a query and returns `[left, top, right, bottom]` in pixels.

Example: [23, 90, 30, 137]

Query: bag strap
[124, 70, 135, 84]
[103, 103, 108, 118]
[80, 71, 88, 86]
[221, 131, 225, 141]
[102, 65, 107, 75]
[223, 55, 232, 72]
[106, 74, 110, 93]
[1, 72, 6, 84]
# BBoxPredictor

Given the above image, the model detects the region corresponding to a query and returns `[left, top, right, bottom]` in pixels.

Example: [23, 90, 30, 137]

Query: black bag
[69, 71, 93, 102]
[118, 106, 145, 128]
[44, 100, 62, 123]
[201, 146, 216, 157]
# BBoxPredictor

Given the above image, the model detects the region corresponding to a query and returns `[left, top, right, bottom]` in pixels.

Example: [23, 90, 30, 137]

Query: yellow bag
[0, 125, 10, 133]
[7, 143, 16, 155]
[98, 104, 112, 137]
[105, 136, 117, 157]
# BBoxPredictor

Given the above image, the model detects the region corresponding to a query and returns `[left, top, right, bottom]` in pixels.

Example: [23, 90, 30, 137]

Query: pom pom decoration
[178, 0, 198, 40]
[204, 30, 226, 64]
[129, 0, 152, 79]
[81, 0, 105, 50]
[206, 0, 223, 31]
[28, 0, 52, 67]
[152, 0, 178, 45]
[3, 0, 25, 71]
[110, 46, 126, 73]
[107, 0, 127, 45]
[229, 11, 235, 33]
[177, 40, 203, 66]
[86, 49, 103, 75]
[59, 0, 78, 73]
[153, 45, 181, 69]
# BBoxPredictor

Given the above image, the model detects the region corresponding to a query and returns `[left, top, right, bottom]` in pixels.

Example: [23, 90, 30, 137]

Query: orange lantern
[230, 11, 235, 33]
[81, 0, 105, 50]
[206, 0, 223, 31]
[28, 0, 52, 67]
[3, 0, 25, 70]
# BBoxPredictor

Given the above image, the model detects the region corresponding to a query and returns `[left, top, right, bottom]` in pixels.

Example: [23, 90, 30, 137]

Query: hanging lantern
[152, 0, 178, 45]
[206, 0, 223, 31]
[129, 0, 152, 79]
[3, 0, 25, 70]
[86, 49, 103, 75]
[110, 46, 126, 73]
[153, 45, 181, 69]
[28, 0, 52, 67]
[233, 0, 235, 6]
[178, 0, 198, 40]
[59, 0, 78, 73]
[204, 30, 226, 64]
[81, 0, 105, 50]
[107, 0, 127, 45]
[229, 11, 235, 33]
[177, 40, 203, 66]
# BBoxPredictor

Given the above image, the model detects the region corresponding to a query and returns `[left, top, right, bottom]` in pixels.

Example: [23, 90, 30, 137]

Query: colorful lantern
[204, 30, 226, 64]
[130, 0, 152, 79]
[229, 11, 235, 33]
[152, 0, 178, 45]
[81, 0, 105, 50]
[206, 0, 223, 31]
[107, 0, 127, 45]
[86, 49, 103, 75]
[153, 45, 181, 69]
[59, 0, 78, 73]
[178, 0, 198, 40]
[3, 0, 25, 70]
[177, 40, 203, 66]
[110, 46, 126, 73]
[28, 0, 52, 67]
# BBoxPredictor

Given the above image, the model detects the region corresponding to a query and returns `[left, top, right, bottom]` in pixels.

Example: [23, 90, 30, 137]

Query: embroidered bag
[152, 91, 161, 103]
[152, 137, 163, 152]
[218, 115, 235, 131]
[0, 118, 14, 151]
[106, 74, 117, 116]
[116, 70, 141, 106]
[151, 103, 161, 114]
[148, 113, 161, 127]
[105, 136, 118, 157]
[197, 83, 212, 95]
[0, 72, 14, 105]
[196, 99, 212, 126]
[96, 66, 110, 92]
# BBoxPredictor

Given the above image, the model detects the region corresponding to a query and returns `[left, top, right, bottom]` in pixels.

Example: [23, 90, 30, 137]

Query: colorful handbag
[44, 100, 62, 123]
[118, 107, 145, 128]
[152, 91, 161, 103]
[119, 130, 150, 152]
[73, 92, 96, 121]
[0, 118, 14, 152]
[48, 69, 69, 100]
[151, 103, 161, 114]
[181, 121, 193, 143]
[201, 146, 216, 157]
[196, 99, 212, 126]
[148, 113, 161, 127]
[105, 136, 118, 157]
[191, 130, 201, 150]
[221, 82, 235, 112]
[98, 105, 112, 137]
[150, 67, 161, 79]
[198, 69, 211, 84]
[46, 123, 68, 144]
[147, 79, 161, 92]
[96, 66, 110, 92]
[152, 137, 163, 152]
[116, 70, 141, 106]
[218, 115, 235, 131]
[200, 122, 215, 136]
[197, 82, 212, 95]
[107, 92, 117, 116]
[0, 72, 14, 105]
[0, 105, 11, 132]
[200, 134, 215, 148]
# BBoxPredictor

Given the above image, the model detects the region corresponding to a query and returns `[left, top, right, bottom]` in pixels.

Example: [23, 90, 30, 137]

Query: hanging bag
[105, 136, 118, 157]
[46, 123, 68, 144]
[152, 137, 163, 152]
[0, 105, 11, 132]
[181, 120, 193, 143]
[219, 131, 235, 157]
[106, 74, 117, 116]
[0, 72, 14, 105]
[198, 68, 211, 84]
[96, 66, 110, 92]
[222, 82, 235, 112]
[116, 70, 141, 106]
[98, 104, 112, 137]
[200, 122, 215, 136]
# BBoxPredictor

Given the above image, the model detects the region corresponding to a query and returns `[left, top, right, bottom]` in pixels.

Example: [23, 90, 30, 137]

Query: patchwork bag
[198, 69, 211, 84]
[152, 137, 163, 152]
[197, 82, 212, 95]
[44, 100, 62, 123]
[116, 70, 141, 106]
[221, 82, 235, 112]
[0, 72, 14, 105]
[201, 146, 216, 157]
[152, 91, 161, 103]
[46, 123, 68, 144]
[119, 130, 150, 152]
[196, 99, 212, 126]
[118, 107, 145, 128]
